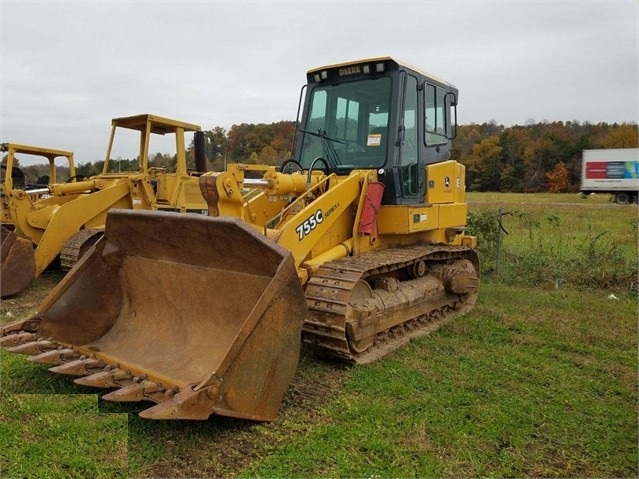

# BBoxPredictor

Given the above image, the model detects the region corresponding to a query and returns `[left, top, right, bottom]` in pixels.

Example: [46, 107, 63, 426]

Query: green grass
[242, 279, 637, 478]
[0, 393, 128, 479]
[1, 192, 637, 478]
[467, 195, 637, 293]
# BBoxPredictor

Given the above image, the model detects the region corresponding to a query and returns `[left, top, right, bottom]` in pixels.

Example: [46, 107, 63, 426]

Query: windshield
[299, 76, 392, 171]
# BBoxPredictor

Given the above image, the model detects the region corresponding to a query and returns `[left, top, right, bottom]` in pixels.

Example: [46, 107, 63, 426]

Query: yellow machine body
[1, 143, 77, 295]
[1, 142, 76, 226]
[0, 114, 208, 296]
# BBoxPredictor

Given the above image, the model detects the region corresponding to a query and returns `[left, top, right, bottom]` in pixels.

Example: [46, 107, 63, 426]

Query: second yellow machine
[0, 114, 209, 296]
[1, 57, 480, 422]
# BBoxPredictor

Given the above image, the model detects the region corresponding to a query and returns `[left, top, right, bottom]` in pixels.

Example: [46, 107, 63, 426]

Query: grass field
[467, 192, 637, 294]
[1, 193, 637, 478]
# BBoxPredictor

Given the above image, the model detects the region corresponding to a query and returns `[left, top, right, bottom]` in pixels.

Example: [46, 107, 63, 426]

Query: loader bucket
[3, 209, 308, 421]
[1, 225, 35, 297]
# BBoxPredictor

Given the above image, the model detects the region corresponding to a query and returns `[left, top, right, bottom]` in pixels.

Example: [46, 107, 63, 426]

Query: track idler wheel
[440, 259, 479, 295]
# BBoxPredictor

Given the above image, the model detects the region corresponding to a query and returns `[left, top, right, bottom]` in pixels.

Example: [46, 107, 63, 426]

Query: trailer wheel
[614, 192, 630, 204]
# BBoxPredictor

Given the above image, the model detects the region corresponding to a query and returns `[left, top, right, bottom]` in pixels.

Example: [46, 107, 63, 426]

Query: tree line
[209, 120, 638, 193]
[452, 121, 637, 192]
[7, 120, 636, 193]
[200, 120, 636, 193]
[46, 122, 295, 179]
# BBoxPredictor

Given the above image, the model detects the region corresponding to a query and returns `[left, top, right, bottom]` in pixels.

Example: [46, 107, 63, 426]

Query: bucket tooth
[49, 357, 104, 376]
[0, 332, 36, 348]
[101, 380, 163, 402]
[7, 339, 57, 355]
[74, 368, 132, 388]
[28, 348, 78, 365]
[139, 385, 214, 420]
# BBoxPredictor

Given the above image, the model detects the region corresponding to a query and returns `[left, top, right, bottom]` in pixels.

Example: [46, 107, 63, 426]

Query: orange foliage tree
[546, 162, 569, 193]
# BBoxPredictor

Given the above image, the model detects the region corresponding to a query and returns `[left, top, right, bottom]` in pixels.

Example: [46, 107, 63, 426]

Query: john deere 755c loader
[1, 57, 479, 422]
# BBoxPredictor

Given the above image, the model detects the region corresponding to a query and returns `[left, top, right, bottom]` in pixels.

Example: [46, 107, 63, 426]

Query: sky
[1, 0, 638, 165]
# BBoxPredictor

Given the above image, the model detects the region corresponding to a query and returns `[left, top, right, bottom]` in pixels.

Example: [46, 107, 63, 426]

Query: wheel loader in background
[0, 114, 209, 296]
[0, 57, 480, 422]
[1, 143, 77, 296]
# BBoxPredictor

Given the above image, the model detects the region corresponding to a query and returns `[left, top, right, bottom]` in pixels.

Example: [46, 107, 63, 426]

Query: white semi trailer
[580, 148, 639, 204]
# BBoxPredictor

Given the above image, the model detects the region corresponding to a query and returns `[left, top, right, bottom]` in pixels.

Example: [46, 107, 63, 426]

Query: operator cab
[295, 56, 458, 205]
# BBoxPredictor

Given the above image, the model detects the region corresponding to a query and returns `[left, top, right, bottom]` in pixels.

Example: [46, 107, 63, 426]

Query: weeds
[467, 202, 638, 293]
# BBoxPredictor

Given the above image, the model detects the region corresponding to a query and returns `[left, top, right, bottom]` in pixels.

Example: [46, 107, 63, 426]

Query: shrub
[467, 206, 637, 293]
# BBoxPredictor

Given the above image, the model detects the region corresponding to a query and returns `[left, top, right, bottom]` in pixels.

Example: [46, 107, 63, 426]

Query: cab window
[424, 84, 448, 146]
[299, 77, 392, 170]
[401, 75, 419, 197]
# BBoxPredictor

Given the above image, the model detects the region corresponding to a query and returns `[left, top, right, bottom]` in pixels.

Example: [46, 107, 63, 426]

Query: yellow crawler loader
[1, 142, 77, 296]
[0, 114, 209, 296]
[1, 142, 77, 225]
[1, 57, 479, 421]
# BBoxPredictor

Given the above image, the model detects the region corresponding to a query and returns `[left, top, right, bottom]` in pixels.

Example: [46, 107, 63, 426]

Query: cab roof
[307, 56, 457, 89]
[111, 114, 201, 134]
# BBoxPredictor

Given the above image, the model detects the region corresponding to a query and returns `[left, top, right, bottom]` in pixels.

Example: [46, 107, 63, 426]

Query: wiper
[299, 128, 342, 168]
[298, 128, 344, 145]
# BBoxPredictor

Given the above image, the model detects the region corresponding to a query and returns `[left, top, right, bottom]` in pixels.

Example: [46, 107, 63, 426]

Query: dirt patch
[0, 271, 64, 324]
[135, 351, 349, 478]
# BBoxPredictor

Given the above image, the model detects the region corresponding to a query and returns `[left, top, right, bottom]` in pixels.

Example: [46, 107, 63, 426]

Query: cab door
[399, 74, 421, 200]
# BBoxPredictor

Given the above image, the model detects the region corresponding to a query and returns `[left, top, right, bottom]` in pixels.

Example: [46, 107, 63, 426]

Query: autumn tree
[270, 121, 296, 159]
[205, 126, 227, 159]
[600, 123, 639, 148]
[523, 136, 557, 192]
[197, 119, 636, 192]
[259, 146, 279, 165]
[546, 162, 569, 193]
[467, 136, 503, 191]
[498, 127, 529, 192]
[450, 124, 483, 163]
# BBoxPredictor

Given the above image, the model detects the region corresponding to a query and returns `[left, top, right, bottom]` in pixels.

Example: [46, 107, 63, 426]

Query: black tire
[614, 192, 630, 204]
